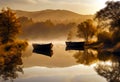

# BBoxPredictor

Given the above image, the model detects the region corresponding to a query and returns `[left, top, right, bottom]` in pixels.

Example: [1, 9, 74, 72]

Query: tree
[0, 8, 20, 44]
[97, 31, 113, 47]
[0, 41, 28, 81]
[95, 1, 120, 30]
[95, 1, 120, 44]
[0, 8, 28, 81]
[77, 19, 97, 43]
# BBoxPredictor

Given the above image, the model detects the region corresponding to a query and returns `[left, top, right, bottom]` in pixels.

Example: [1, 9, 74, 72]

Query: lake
[1, 41, 116, 82]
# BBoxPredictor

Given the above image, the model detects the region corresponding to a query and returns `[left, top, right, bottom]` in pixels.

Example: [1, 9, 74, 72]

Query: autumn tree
[95, 1, 120, 44]
[0, 8, 20, 44]
[0, 41, 28, 81]
[97, 31, 113, 47]
[0, 8, 28, 81]
[95, 1, 120, 29]
[77, 19, 97, 43]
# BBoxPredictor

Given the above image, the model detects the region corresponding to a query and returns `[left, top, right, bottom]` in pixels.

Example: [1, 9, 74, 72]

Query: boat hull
[66, 42, 85, 50]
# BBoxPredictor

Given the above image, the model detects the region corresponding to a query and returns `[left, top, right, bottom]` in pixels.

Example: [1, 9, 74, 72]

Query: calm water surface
[1, 41, 116, 82]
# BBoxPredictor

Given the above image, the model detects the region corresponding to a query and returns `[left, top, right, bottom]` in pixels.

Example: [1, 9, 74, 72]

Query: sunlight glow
[90, 63, 97, 67]
[99, 61, 112, 66]
[90, 61, 113, 67]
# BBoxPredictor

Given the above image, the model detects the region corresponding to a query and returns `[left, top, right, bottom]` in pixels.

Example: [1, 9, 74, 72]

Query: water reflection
[0, 57, 23, 82]
[95, 61, 120, 82]
[1, 42, 119, 82]
[73, 49, 98, 65]
[95, 54, 120, 82]
[22, 43, 77, 67]
[0, 42, 28, 82]
[72, 48, 120, 82]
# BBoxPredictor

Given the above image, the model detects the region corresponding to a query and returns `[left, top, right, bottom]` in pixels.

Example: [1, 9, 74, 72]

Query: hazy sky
[0, 0, 119, 14]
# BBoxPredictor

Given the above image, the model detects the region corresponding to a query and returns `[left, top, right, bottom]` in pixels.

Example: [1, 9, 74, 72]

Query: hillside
[15, 9, 93, 23]
[15, 9, 93, 40]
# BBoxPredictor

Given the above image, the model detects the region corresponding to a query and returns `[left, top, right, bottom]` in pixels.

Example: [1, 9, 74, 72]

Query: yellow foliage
[0, 8, 28, 81]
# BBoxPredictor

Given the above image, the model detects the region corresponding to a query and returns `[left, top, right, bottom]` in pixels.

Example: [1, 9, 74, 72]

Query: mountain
[15, 9, 93, 23]
[15, 9, 93, 40]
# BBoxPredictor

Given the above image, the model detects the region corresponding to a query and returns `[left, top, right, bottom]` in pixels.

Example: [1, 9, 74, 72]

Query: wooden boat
[66, 42, 85, 50]
[32, 43, 53, 57]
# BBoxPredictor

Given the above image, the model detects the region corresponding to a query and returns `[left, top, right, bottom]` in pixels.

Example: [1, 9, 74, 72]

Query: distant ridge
[14, 9, 93, 23]
[15, 9, 93, 40]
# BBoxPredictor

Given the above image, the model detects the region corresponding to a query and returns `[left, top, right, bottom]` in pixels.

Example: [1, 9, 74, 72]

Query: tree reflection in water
[73, 49, 98, 65]
[73, 48, 120, 82]
[95, 53, 120, 82]
[0, 41, 28, 82]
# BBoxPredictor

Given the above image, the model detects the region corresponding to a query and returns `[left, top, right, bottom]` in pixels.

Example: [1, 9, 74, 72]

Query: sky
[0, 0, 119, 14]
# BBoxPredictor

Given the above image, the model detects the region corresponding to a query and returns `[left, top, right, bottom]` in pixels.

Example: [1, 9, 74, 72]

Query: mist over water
[0, 40, 109, 82]
[22, 41, 78, 67]
[12, 40, 107, 82]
